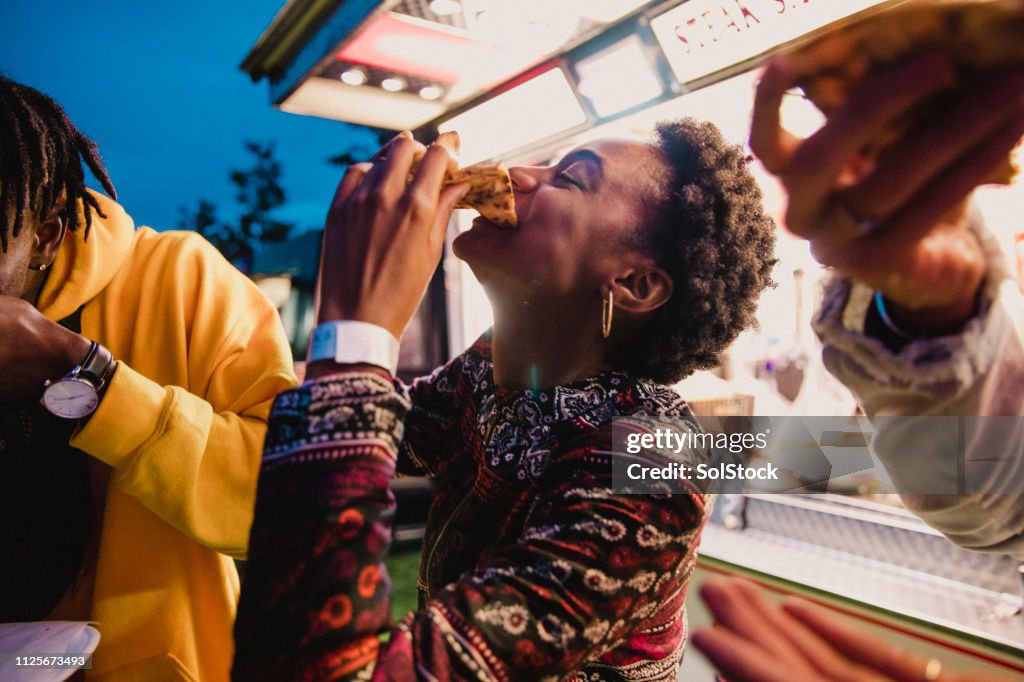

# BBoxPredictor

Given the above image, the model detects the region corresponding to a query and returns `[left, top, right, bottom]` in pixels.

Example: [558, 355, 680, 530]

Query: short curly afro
[614, 118, 777, 384]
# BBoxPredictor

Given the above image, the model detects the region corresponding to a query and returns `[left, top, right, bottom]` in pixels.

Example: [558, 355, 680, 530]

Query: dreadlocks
[0, 75, 115, 252]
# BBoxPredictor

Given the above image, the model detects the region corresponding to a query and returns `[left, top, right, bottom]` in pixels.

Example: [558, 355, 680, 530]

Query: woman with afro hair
[234, 119, 777, 681]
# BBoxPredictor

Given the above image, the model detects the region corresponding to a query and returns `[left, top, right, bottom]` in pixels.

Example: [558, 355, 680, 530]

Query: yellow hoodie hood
[37, 191, 135, 322]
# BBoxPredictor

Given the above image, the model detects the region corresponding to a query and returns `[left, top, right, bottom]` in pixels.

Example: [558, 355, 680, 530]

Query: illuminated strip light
[439, 67, 586, 165]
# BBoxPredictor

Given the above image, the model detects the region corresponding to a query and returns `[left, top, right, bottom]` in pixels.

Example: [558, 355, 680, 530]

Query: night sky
[0, 1, 378, 233]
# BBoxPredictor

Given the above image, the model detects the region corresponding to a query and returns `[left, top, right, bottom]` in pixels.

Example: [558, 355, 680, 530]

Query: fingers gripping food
[785, 0, 1024, 183]
[413, 131, 518, 228]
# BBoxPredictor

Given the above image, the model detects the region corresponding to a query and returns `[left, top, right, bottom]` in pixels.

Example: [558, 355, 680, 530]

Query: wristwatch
[41, 342, 116, 419]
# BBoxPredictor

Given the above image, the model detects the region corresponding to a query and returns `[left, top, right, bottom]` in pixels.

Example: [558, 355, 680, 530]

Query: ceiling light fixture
[418, 85, 443, 100]
[340, 68, 367, 86]
[381, 76, 407, 92]
[428, 0, 462, 16]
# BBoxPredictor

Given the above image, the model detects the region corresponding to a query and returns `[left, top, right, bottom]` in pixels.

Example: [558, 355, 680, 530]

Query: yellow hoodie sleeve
[69, 230, 297, 559]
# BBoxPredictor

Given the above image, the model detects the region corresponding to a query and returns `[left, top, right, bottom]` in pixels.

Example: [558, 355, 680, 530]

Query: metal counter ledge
[695, 494, 1024, 660]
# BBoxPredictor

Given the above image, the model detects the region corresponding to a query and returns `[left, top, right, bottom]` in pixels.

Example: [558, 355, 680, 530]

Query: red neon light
[339, 13, 491, 84]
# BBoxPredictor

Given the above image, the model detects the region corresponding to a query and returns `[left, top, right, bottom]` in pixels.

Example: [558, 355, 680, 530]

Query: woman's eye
[556, 162, 584, 188]
[556, 171, 578, 187]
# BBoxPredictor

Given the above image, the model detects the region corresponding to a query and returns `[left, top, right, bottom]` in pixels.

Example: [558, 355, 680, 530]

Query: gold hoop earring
[28, 261, 51, 272]
[601, 290, 614, 338]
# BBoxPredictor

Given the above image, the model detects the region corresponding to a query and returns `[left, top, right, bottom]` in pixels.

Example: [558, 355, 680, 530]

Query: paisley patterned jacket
[234, 335, 711, 681]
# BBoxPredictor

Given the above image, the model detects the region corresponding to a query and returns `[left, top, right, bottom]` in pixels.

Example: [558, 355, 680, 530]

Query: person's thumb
[431, 182, 471, 246]
[439, 181, 470, 213]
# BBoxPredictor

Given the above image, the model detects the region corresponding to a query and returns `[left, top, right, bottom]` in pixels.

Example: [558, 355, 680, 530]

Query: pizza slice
[411, 131, 518, 228]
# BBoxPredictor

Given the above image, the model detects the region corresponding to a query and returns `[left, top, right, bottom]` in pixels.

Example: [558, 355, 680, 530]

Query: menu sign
[651, 0, 892, 85]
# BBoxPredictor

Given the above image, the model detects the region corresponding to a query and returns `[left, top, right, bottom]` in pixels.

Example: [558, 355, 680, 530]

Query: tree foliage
[327, 126, 393, 167]
[177, 140, 293, 271]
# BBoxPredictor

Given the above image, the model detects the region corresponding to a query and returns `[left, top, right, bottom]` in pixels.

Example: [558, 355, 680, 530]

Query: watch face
[43, 378, 100, 418]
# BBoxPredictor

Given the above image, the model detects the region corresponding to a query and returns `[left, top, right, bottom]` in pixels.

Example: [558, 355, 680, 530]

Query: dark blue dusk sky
[0, 1, 378, 233]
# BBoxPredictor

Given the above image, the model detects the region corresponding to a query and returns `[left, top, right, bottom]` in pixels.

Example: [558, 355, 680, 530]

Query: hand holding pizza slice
[412, 131, 518, 228]
[752, 0, 1024, 334]
[317, 130, 517, 338]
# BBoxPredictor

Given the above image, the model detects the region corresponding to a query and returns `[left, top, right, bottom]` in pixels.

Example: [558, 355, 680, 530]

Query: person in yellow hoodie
[0, 76, 297, 679]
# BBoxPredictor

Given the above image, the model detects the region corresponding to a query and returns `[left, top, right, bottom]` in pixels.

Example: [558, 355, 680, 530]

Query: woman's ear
[30, 202, 68, 268]
[611, 266, 673, 314]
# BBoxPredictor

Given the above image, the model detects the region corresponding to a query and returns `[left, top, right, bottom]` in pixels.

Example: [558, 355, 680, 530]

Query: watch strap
[307, 321, 400, 375]
[76, 341, 115, 390]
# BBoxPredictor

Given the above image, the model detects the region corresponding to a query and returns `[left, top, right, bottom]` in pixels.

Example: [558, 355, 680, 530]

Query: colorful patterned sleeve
[396, 357, 461, 477]
[233, 372, 709, 681]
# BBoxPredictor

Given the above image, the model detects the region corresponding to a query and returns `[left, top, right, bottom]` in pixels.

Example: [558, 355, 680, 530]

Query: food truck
[244, 1, 1024, 677]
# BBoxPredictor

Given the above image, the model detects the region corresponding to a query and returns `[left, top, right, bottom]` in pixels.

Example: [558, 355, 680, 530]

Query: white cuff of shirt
[306, 320, 400, 376]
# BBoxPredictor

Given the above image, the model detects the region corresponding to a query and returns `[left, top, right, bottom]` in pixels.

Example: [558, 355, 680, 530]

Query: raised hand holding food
[751, 0, 1024, 332]
[315, 131, 468, 337]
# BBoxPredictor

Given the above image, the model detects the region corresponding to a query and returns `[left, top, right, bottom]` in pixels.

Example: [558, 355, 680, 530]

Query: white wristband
[307, 320, 400, 375]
